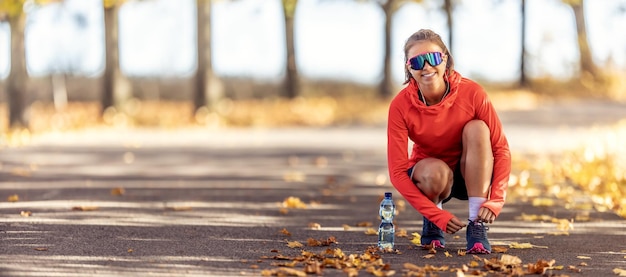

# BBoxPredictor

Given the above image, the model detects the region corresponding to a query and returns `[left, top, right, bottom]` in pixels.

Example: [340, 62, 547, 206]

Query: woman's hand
[478, 207, 496, 223]
[446, 217, 466, 234]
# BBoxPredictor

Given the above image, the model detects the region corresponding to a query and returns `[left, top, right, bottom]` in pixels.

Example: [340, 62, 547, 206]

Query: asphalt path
[1, 99, 626, 277]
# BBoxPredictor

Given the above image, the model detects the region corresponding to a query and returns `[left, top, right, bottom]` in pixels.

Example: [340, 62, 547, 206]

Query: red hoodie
[387, 70, 511, 232]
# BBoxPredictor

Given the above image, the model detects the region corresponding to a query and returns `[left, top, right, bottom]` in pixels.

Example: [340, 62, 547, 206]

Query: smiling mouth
[422, 72, 436, 77]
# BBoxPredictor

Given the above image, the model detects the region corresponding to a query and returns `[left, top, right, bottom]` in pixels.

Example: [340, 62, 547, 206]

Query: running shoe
[466, 219, 491, 254]
[421, 217, 445, 249]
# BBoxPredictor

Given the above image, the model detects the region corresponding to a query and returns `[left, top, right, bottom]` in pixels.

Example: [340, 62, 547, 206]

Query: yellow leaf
[577, 256, 592, 260]
[342, 224, 351, 230]
[282, 196, 307, 209]
[614, 268, 626, 276]
[499, 254, 522, 265]
[127, 248, 133, 253]
[287, 240, 303, 248]
[20, 211, 32, 217]
[409, 232, 421, 245]
[7, 194, 19, 202]
[509, 242, 547, 249]
[444, 251, 452, 257]
[422, 254, 435, 259]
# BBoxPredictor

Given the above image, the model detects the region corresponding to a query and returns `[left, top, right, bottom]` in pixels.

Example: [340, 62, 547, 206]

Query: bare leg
[460, 120, 493, 198]
[411, 157, 453, 204]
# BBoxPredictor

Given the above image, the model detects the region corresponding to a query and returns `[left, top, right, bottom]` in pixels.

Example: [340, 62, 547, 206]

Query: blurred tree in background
[1, 0, 625, 130]
[0, 0, 30, 129]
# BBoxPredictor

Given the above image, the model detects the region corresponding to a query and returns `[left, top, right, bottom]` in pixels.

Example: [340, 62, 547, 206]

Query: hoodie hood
[407, 70, 463, 112]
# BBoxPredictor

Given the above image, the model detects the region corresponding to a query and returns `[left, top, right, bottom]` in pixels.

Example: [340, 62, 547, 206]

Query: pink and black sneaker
[421, 217, 445, 249]
[466, 219, 491, 254]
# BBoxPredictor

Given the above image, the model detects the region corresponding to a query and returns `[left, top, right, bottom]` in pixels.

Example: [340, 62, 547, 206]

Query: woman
[387, 29, 511, 254]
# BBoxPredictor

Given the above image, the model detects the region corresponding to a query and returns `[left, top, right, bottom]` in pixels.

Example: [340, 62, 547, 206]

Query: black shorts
[407, 162, 468, 204]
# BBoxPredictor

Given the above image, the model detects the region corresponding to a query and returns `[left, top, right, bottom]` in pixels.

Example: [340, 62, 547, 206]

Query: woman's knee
[463, 120, 490, 141]
[412, 158, 453, 201]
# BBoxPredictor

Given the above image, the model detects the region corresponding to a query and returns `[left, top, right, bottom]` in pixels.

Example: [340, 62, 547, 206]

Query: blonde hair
[403, 29, 455, 84]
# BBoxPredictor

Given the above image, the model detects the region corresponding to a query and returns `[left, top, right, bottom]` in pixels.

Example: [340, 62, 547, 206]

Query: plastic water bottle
[378, 192, 395, 250]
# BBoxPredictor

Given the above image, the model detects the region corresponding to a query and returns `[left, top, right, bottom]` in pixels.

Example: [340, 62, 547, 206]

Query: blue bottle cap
[385, 192, 392, 198]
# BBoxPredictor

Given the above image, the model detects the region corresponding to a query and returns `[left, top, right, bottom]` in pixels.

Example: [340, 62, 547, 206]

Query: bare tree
[520, 0, 527, 87]
[281, 0, 299, 98]
[563, 0, 598, 79]
[194, 0, 222, 113]
[1, 1, 30, 129]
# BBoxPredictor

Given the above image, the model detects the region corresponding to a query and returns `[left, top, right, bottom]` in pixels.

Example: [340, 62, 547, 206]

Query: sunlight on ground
[508, 120, 626, 219]
[0, 88, 624, 220]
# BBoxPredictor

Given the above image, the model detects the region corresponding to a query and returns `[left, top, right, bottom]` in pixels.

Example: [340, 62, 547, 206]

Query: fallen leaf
[409, 232, 421, 246]
[422, 254, 435, 259]
[492, 246, 508, 253]
[567, 265, 581, 273]
[34, 247, 48, 251]
[308, 222, 321, 230]
[396, 228, 408, 237]
[282, 196, 307, 209]
[72, 206, 99, 211]
[614, 268, 626, 276]
[7, 194, 19, 202]
[111, 187, 125, 196]
[577, 256, 592, 260]
[279, 208, 289, 215]
[356, 221, 373, 227]
[499, 254, 522, 266]
[444, 251, 452, 257]
[20, 211, 32, 217]
[127, 248, 133, 253]
[279, 228, 291, 236]
[287, 241, 303, 249]
[457, 249, 467, 256]
[342, 224, 351, 230]
[509, 242, 547, 249]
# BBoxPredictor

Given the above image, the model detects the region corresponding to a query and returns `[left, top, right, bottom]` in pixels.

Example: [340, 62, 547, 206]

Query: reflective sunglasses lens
[409, 52, 443, 70]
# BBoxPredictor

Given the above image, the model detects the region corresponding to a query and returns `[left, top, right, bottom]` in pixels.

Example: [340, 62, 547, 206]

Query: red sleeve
[387, 96, 454, 232]
[474, 89, 511, 217]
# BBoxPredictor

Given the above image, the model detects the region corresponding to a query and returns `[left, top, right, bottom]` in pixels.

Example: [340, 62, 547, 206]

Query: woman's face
[406, 41, 448, 87]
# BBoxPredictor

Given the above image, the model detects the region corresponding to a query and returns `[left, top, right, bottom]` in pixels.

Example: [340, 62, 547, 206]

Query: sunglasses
[407, 52, 444, 70]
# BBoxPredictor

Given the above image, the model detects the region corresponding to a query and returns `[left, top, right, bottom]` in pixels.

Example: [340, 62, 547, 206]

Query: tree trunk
[378, 0, 393, 98]
[101, 4, 129, 114]
[520, 0, 527, 87]
[6, 13, 28, 129]
[444, 0, 453, 53]
[568, 0, 597, 79]
[194, 0, 221, 112]
[282, 0, 298, 99]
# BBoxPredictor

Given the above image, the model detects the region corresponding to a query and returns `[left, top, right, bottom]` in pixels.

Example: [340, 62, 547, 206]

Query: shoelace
[468, 220, 489, 239]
